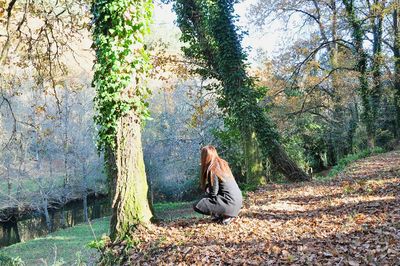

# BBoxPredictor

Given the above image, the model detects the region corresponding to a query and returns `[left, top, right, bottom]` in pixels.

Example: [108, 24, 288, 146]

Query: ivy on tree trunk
[342, 0, 376, 147]
[173, 0, 310, 182]
[393, 2, 400, 137]
[91, 0, 154, 240]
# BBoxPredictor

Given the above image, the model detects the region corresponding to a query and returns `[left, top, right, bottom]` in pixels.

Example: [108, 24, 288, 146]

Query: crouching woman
[193, 145, 243, 224]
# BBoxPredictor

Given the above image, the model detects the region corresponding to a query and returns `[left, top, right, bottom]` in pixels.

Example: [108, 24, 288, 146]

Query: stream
[0, 196, 112, 248]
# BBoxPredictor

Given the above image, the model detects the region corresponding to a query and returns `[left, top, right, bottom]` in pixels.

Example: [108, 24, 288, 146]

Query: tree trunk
[83, 193, 88, 223]
[174, 0, 310, 182]
[343, 0, 375, 147]
[268, 142, 309, 181]
[109, 112, 153, 240]
[7, 169, 11, 203]
[371, 0, 384, 136]
[42, 196, 51, 231]
[81, 160, 89, 222]
[243, 129, 264, 185]
[60, 207, 66, 228]
[393, 4, 400, 138]
[3, 223, 11, 245]
[92, 199, 101, 220]
[347, 101, 359, 153]
[92, 0, 154, 240]
[12, 219, 20, 243]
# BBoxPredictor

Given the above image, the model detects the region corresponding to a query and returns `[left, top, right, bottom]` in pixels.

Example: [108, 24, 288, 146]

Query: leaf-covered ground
[105, 150, 400, 265]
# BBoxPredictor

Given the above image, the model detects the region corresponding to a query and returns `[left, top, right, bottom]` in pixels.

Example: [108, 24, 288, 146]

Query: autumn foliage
[100, 150, 400, 265]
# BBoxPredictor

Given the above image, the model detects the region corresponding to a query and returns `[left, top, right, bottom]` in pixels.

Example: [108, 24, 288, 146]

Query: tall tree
[342, 0, 376, 147]
[173, 0, 310, 182]
[92, 0, 154, 240]
[369, 0, 386, 136]
[249, 0, 360, 160]
[392, 0, 400, 136]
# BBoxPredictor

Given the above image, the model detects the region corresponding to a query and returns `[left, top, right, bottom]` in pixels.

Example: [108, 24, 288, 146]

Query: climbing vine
[92, 0, 153, 151]
[342, 0, 374, 144]
[174, 0, 278, 144]
[173, 0, 309, 181]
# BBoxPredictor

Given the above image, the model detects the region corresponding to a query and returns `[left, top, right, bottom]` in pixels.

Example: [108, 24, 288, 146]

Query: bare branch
[0, 95, 17, 151]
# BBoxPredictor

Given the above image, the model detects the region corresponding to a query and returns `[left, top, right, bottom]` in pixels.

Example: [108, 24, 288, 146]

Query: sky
[152, 0, 295, 64]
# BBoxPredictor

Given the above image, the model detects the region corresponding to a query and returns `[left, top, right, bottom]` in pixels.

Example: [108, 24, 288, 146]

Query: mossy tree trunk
[243, 130, 264, 185]
[109, 112, 152, 239]
[92, 0, 154, 240]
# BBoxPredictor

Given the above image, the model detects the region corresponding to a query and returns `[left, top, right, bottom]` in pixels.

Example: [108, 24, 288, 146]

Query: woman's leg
[192, 200, 211, 215]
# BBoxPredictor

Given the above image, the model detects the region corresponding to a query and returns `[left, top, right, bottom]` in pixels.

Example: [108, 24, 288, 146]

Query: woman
[193, 145, 243, 224]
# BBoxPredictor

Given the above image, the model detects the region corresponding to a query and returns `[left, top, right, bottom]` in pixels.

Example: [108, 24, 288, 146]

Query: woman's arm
[208, 174, 219, 198]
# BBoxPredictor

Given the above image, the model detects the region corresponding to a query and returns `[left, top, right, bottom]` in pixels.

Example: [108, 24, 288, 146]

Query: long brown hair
[200, 145, 234, 190]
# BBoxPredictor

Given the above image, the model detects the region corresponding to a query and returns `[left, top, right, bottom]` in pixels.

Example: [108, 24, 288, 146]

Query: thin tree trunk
[60, 207, 66, 228]
[42, 196, 51, 231]
[12, 219, 20, 243]
[83, 193, 88, 223]
[371, 0, 384, 135]
[347, 101, 359, 153]
[343, 0, 375, 147]
[7, 169, 11, 203]
[82, 161, 88, 222]
[393, 3, 400, 137]
[92, 199, 101, 220]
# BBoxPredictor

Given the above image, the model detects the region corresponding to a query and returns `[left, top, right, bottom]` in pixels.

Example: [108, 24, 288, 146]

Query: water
[0, 196, 112, 248]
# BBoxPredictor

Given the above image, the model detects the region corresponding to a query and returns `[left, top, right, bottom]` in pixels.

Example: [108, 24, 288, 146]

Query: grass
[0, 203, 199, 265]
[0, 217, 110, 265]
[154, 201, 202, 221]
[153, 201, 195, 212]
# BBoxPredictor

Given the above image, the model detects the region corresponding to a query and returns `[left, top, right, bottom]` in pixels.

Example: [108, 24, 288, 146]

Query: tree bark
[83, 193, 88, 223]
[109, 112, 153, 240]
[370, 0, 384, 136]
[243, 129, 264, 185]
[42, 196, 51, 231]
[92, 0, 154, 240]
[393, 3, 400, 137]
[174, 0, 310, 182]
[60, 207, 66, 228]
[342, 0, 375, 147]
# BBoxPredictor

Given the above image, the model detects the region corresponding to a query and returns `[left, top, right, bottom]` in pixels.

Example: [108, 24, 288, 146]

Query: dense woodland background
[1, 0, 400, 226]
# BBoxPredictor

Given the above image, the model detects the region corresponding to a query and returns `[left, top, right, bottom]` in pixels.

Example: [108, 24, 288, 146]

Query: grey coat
[194, 174, 243, 217]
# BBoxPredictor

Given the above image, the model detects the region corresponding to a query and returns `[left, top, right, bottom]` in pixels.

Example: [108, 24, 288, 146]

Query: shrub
[0, 254, 24, 266]
[327, 147, 385, 178]
[376, 129, 395, 150]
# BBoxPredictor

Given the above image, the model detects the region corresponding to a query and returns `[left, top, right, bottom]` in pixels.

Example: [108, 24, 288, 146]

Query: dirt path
[108, 150, 400, 265]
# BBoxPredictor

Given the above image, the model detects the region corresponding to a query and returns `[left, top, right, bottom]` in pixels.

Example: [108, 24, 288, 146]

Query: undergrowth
[315, 147, 385, 181]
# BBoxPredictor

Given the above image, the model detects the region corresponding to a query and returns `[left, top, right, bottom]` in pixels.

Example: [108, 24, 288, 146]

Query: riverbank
[0, 217, 110, 265]
[0, 195, 111, 248]
[0, 202, 201, 265]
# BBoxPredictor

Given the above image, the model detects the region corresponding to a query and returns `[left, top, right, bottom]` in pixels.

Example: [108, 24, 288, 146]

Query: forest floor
[107, 150, 400, 265]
